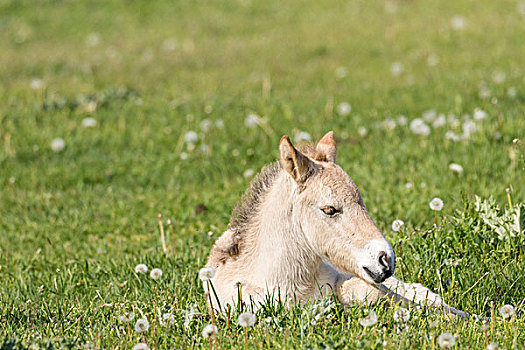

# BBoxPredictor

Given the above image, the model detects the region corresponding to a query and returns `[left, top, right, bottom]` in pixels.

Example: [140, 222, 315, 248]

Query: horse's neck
[247, 173, 321, 295]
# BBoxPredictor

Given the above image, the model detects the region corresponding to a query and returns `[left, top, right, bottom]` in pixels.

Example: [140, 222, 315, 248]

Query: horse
[205, 131, 465, 316]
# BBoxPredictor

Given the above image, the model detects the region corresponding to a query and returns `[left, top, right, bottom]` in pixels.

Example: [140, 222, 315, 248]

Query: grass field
[1, 0, 524, 348]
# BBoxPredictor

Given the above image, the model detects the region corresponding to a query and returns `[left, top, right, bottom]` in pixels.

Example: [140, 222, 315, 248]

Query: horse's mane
[221, 144, 322, 260]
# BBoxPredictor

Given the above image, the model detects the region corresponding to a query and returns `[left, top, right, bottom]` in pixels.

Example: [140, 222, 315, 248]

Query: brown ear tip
[280, 135, 291, 143]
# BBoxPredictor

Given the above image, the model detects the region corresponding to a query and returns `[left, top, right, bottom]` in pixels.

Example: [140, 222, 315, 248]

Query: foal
[206, 131, 464, 316]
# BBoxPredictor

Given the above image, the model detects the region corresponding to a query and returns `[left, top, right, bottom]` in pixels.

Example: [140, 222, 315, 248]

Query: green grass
[1, 0, 524, 348]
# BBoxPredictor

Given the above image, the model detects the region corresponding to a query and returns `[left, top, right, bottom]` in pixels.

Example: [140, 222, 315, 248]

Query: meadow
[0, 0, 524, 348]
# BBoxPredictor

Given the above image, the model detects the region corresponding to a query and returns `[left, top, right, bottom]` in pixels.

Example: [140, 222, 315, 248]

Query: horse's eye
[320, 206, 340, 217]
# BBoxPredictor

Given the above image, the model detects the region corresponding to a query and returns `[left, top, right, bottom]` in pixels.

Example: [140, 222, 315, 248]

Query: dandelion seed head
[162, 38, 178, 51]
[184, 131, 198, 144]
[162, 313, 175, 326]
[410, 118, 430, 136]
[199, 267, 215, 281]
[132, 343, 150, 350]
[427, 54, 439, 67]
[437, 333, 455, 348]
[200, 119, 212, 132]
[393, 307, 410, 323]
[245, 113, 259, 128]
[390, 62, 403, 76]
[499, 304, 515, 319]
[449, 163, 463, 174]
[335, 66, 348, 79]
[422, 110, 437, 122]
[51, 138, 66, 152]
[81, 117, 97, 128]
[383, 118, 396, 131]
[86, 33, 101, 47]
[243, 169, 254, 178]
[150, 268, 163, 280]
[30, 78, 44, 90]
[358, 126, 368, 137]
[120, 311, 135, 323]
[397, 115, 408, 126]
[392, 219, 405, 232]
[487, 342, 499, 350]
[134, 318, 150, 333]
[450, 15, 466, 30]
[432, 114, 446, 128]
[429, 197, 444, 211]
[507, 87, 517, 98]
[135, 264, 148, 274]
[337, 102, 351, 116]
[358, 309, 378, 327]
[202, 324, 218, 338]
[513, 138, 519, 144]
[238, 312, 256, 327]
[215, 119, 224, 128]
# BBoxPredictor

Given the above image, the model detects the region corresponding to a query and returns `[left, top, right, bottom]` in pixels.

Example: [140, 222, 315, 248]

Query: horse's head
[279, 131, 395, 284]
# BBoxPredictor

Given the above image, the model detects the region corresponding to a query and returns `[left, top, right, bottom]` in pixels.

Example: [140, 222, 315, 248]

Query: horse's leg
[381, 276, 466, 317]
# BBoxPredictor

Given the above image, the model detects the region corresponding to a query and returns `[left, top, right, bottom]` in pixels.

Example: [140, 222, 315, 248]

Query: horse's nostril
[378, 251, 389, 270]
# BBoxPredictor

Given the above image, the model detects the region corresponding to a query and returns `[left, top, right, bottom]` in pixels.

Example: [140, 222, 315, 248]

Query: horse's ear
[316, 131, 337, 163]
[279, 135, 315, 183]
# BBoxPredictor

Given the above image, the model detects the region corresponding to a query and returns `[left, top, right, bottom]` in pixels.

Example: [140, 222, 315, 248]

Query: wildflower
[245, 113, 259, 128]
[202, 324, 218, 338]
[492, 72, 506, 84]
[85, 33, 101, 47]
[410, 118, 430, 136]
[397, 115, 408, 125]
[473, 109, 487, 121]
[51, 138, 66, 152]
[445, 131, 460, 142]
[337, 102, 351, 116]
[135, 264, 148, 274]
[404, 182, 413, 189]
[432, 114, 446, 128]
[449, 163, 463, 174]
[81, 117, 97, 128]
[358, 309, 378, 327]
[132, 343, 150, 350]
[393, 307, 410, 323]
[358, 126, 368, 137]
[30, 78, 44, 90]
[391, 220, 405, 232]
[462, 120, 477, 139]
[134, 318, 150, 333]
[499, 304, 515, 319]
[427, 54, 439, 66]
[238, 312, 256, 327]
[429, 198, 444, 211]
[180, 152, 189, 160]
[450, 15, 466, 30]
[383, 118, 396, 131]
[294, 131, 312, 143]
[215, 119, 224, 128]
[199, 267, 215, 281]
[390, 62, 403, 76]
[513, 138, 519, 144]
[162, 38, 178, 51]
[335, 66, 348, 79]
[162, 312, 175, 326]
[150, 268, 163, 280]
[437, 333, 455, 348]
[200, 119, 212, 132]
[184, 131, 198, 144]
[120, 311, 135, 322]
[487, 342, 499, 350]
[422, 110, 437, 122]
[243, 169, 254, 178]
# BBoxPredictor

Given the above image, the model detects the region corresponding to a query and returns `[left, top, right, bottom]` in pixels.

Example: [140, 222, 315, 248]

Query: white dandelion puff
[358, 309, 378, 327]
[499, 304, 515, 319]
[150, 268, 163, 280]
[132, 343, 149, 350]
[449, 163, 463, 174]
[507, 87, 517, 98]
[432, 114, 446, 128]
[245, 113, 259, 128]
[397, 115, 408, 126]
[462, 120, 477, 139]
[294, 131, 312, 143]
[390, 62, 403, 76]
[51, 138, 66, 152]
[184, 131, 198, 144]
[135, 264, 148, 274]
[199, 267, 215, 281]
[422, 110, 437, 122]
[162, 38, 178, 51]
[337, 102, 351, 116]
[513, 138, 519, 144]
[215, 119, 224, 128]
[81, 117, 97, 128]
[391, 220, 405, 232]
[202, 324, 218, 338]
[30, 78, 44, 90]
[358, 126, 368, 137]
[383, 118, 396, 131]
[134, 318, 150, 333]
[492, 72, 506, 84]
[180, 152, 189, 160]
[393, 307, 410, 323]
[445, 131, 460, 142]
[429, 198, 444, 211]
[410, 118, 430, 136]
[85, 33, 101, 47]
[183, 304, 198, 329]
[335, 66, 348, 79]
[162, 313, 175, 326]
[450, 15, 466, 30]
[238, 312, 256, 327]
[243, 169, 255, 178]
[200, 119, 213, 132]
[427, 54, 439, 67]
[120, 311, 135, 322]
[437, 333, 455, 348]
[487, 342, 499, 350]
